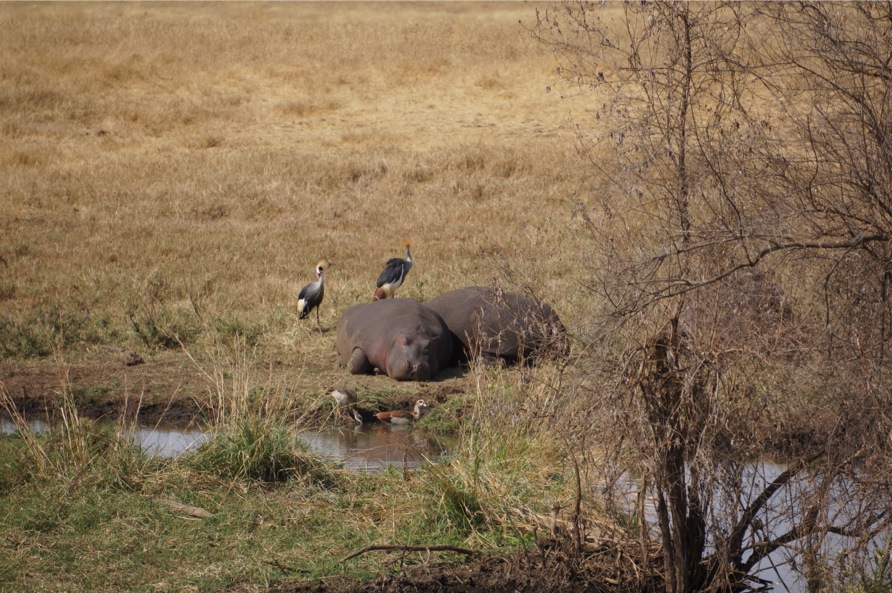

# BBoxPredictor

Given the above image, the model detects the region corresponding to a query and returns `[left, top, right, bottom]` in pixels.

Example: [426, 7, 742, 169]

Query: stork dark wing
[376, 258, 406, 288]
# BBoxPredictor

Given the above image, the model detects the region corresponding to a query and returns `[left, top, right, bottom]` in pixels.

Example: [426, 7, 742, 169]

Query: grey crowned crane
[298, 260, 328, 325]
[373, 240, 412, 301]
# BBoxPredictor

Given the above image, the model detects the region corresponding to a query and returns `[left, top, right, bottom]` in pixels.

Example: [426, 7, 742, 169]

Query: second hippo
[426, 286, 569, 366]
[335, 298, 453, 381]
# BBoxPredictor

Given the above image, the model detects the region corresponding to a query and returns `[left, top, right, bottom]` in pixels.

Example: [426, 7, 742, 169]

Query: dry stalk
[340, 544, 477, 563]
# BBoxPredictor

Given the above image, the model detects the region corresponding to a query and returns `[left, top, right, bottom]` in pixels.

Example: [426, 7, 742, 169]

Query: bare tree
[751, 2, 892, 395]
[530, 2, 892, 592]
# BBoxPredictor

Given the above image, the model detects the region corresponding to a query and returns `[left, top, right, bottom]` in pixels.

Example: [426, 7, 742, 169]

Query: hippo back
[426, 286, 569, 365]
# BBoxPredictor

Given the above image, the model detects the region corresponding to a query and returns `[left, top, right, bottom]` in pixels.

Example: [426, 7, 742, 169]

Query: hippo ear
[423, 336, 439, 352]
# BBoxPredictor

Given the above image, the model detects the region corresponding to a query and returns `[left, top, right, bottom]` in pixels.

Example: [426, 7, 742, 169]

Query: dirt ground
[273, 540, 655, 593]
[1, 350, 211, 425]
[0, 346, 475, 428]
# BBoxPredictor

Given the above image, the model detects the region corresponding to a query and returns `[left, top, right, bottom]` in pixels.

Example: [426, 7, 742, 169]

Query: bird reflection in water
[301, 422, 452, 473]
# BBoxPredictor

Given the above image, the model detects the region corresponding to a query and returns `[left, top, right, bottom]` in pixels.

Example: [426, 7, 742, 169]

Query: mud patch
[0, 350, 210, 425]
[273, 539, 661, 593]
[0, 351, 475, 429]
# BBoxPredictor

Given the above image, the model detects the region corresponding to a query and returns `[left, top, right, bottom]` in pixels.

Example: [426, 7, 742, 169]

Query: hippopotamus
[425, 286, 569, 366]
[336, 298, 453, 381]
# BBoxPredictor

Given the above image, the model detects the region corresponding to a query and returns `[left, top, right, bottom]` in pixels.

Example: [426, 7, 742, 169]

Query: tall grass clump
[181, 333, 337, 487]
[186, 419, 335, 486]
[419, 362, 567, 541]
[0, 350, 151, 487]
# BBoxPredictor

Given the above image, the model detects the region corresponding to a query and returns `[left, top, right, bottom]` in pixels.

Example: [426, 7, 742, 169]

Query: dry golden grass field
[0, 2, 599, 421]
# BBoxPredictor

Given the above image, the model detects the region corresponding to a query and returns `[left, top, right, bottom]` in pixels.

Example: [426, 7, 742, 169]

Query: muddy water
[0, 417, 453, 472]
[302, 424, 454, 472]
[0, 417, 212, 458]
[628, 461, 889, 593]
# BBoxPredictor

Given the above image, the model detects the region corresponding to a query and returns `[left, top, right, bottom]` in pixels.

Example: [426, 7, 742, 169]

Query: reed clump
[180, 332, 339, 487]
[0, 348, 155, 487]
[416, 361, 576, 546]
[186, 420, 336, 487]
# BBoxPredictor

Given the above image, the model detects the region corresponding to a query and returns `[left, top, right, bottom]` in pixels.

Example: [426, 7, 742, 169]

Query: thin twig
[340, 544, 476, 563]
[263, 558, 308, 576]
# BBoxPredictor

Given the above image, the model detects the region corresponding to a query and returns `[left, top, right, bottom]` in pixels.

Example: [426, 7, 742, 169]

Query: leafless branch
[340, 544, 477, 563]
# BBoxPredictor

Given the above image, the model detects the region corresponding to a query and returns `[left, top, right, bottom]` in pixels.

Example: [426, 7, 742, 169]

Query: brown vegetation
[532, 2, 892, 592]
[5, 2, 892, 593]
[0, 2, 589, 419]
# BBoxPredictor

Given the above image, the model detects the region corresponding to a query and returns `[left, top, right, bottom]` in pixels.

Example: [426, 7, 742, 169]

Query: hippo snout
[410, 361, 432, 381]
[390, 358, 432, 381]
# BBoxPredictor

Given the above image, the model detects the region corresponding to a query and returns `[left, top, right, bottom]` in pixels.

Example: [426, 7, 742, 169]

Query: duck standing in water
[375, 398, 428, 425]
[327, 386, 357, 419]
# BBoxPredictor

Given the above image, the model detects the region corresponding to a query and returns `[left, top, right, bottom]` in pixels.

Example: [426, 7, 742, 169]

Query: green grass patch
[0, 303, 126, 360]
[185, 419, 338, 487]
[0, 317, 53, 358]
[0, 425, 555, 593]
[0, 371, 581, 592]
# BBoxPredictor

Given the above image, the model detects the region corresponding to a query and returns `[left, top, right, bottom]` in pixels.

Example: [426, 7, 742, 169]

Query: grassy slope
[0, 4, 591, 591]
[0, 2, 595, 413]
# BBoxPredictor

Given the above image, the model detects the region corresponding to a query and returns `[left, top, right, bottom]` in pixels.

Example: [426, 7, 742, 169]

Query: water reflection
[301, 424, 454, 473]
[1, 417, 452, 471]
[626, 461, 888, 593]
[0, 417, 50, 435]
[136, 425, 210, 458]
[0, 417, 211, 459]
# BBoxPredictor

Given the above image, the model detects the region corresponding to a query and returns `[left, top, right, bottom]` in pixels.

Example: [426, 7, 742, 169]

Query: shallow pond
[0, 417, 453, 472]
[0, 417, 211, 458]
[301, 423, 454, 472]
[625, 461, 890, 593]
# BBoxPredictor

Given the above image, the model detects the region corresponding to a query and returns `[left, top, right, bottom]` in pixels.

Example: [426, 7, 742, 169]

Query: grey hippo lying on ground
[335, 298, 453, 381]
[426, 286, 569, 366]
